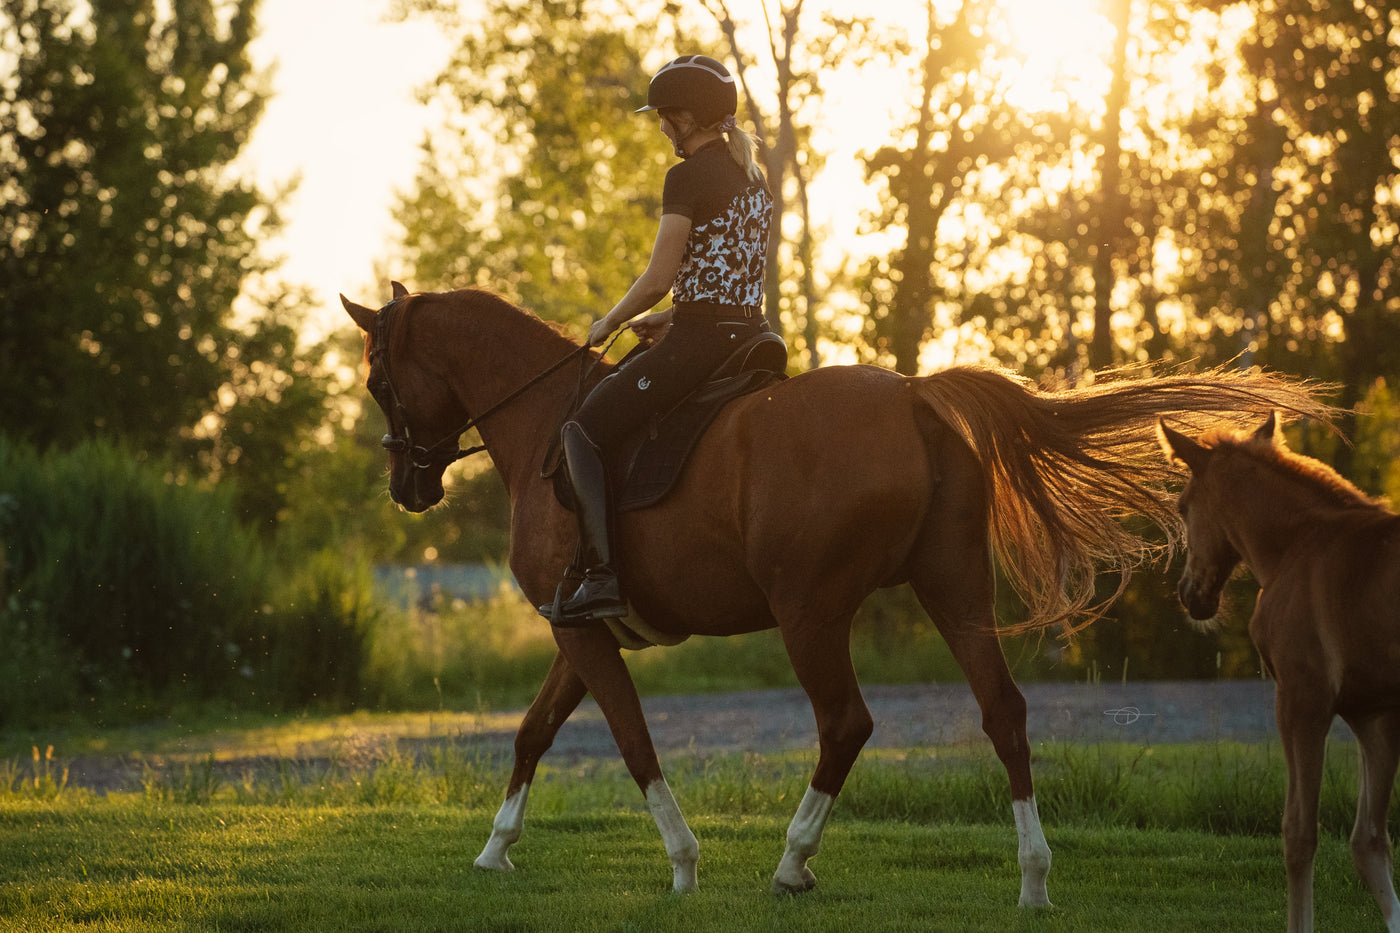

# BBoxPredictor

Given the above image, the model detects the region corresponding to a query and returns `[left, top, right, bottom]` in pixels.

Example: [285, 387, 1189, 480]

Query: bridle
[368, 296, 601, 470]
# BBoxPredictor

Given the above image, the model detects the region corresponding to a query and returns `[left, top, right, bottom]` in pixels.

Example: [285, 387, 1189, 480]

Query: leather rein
[369, 297, 609, 470]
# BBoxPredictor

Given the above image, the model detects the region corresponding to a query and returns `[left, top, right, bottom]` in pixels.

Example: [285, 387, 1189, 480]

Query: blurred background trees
[1, 0, 1397, 723]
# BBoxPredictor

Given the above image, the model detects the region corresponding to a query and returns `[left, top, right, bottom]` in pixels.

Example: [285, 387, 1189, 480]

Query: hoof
[473, 852, 515, 872]
[771, 867, 817, 896]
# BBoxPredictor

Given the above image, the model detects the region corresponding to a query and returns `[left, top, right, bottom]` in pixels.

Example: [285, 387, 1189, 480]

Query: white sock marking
[646, 779, 699, 892]
[1014, 796, 1053, 907]
[773, 786, 834, 894]
[475, 783, 529, 871]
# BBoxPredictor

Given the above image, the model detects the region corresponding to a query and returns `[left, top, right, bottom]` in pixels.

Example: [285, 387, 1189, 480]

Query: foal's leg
[772, 616, 874, 895]
[551, 626, 699, 893]
[1344, 710, 1400, 933]
[1277, 691, 1333, 933]
[476, 650, 588, 872]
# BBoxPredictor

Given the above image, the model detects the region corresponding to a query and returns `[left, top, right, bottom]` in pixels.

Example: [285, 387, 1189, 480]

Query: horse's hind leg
[475, 650, 588, 872]
[772, 612, 874, 895]
[1344, 709, 1400, 932]
[925, 597, 1052, 907]
[910, 467, 1051, 906]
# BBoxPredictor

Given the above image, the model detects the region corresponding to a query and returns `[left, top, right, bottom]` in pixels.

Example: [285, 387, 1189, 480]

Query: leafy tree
[701, 0, 885, 368]
[0, 0, 326, 525]
[1231, 0, 1397, 467]
[856, 0, 1066, 376]
[1143, 0, 1396, 404]
[390, 0, 673, 334]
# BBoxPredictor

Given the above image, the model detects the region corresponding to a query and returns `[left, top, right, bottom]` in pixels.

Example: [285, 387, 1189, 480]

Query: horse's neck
[1219, 458, 1344, 579]
[431, 300, 592, 491]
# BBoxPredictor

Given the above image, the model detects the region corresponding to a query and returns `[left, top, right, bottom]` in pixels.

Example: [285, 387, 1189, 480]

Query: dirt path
[60, 680, 1344, 794]
[491, 679, 1333, 761]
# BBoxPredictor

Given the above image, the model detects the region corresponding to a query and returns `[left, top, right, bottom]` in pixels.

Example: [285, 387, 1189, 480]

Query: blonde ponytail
[723, 123, 764, 184]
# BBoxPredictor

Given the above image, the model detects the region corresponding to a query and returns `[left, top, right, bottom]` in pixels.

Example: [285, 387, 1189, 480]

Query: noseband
[368, 297, 597, 470]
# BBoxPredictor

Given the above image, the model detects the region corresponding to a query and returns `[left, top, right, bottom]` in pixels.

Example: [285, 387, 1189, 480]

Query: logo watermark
[1102, 706, 1157, 726]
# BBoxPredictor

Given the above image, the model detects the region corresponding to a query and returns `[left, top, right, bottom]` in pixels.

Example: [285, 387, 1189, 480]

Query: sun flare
[997, 0, 1117, 112]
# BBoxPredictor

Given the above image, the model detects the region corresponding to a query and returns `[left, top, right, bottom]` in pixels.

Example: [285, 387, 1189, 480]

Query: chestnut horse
[343, 283, 1328, 903]
[1161, 415, 1400, 933]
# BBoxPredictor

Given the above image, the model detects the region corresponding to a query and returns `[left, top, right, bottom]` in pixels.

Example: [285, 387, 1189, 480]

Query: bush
[0, 439, 395, 724]
[260, 547, 381, 710]
[0, 439, 273, 721]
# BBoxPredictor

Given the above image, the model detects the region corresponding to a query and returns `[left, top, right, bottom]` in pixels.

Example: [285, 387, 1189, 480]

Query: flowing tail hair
[915, 364, 1337, 634]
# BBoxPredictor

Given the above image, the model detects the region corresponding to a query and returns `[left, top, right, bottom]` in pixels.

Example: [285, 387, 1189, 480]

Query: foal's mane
[1204, 426, 1380, 512]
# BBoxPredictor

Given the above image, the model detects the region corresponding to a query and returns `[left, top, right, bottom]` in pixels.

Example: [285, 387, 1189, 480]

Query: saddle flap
[713, 330, 788, 380]
[548, 330, 788, 513]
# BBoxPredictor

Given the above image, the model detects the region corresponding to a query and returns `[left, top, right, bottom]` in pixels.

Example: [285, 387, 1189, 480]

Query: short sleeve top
[661, 141, 773, 308]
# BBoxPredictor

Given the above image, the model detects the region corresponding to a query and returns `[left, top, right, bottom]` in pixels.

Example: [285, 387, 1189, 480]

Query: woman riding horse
[544, 53, 775, 625]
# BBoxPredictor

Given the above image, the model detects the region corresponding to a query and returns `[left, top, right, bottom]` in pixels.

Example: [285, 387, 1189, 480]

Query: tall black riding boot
[548, 422, 627, 622]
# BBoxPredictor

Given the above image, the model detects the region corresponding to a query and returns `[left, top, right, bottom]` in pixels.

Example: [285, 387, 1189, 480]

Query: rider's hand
[586, 317, 614, 347]
[630, 308, 674, 347]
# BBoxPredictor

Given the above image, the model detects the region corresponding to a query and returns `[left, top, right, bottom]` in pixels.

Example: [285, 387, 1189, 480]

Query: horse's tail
[915, 364, 1335, 634]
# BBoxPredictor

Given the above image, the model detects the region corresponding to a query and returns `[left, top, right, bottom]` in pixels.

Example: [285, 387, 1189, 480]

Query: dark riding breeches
[571, 312, 768, 452]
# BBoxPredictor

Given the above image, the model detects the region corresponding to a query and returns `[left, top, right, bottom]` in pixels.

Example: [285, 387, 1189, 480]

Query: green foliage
[0, 438, 398, 725]
[260, 547, 381, 711]
[0, 438, 267, 719]
[0, 0, 327, 494]
[392, 0, 672, 332]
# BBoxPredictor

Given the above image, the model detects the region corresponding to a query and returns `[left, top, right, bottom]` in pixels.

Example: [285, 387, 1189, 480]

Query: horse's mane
[1202, 426, 1381, 512]
[433, 288, 578, 340]
[398, 288, 591, 361]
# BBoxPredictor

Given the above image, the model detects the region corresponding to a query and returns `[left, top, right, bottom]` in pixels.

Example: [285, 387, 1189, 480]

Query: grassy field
[1, 803, 1384, 932]
[0, 721, 1391, 932]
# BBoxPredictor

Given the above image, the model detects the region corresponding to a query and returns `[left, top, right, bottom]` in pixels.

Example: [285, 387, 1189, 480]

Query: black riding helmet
[635, 54, 738, 128]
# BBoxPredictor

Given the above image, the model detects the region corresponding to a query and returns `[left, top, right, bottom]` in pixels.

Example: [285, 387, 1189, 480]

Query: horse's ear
[391, 281, 409, 299]
[340, 294, 378, 333]
[1158, 419, 1210, 473]
[1252, 411, 1281, 446]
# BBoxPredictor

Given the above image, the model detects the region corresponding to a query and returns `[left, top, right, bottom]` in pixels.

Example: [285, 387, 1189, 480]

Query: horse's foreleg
[1345, 710, 1400, 933]
[773, 623, 873, 895]
[475, 651, 587, 872]
[552, 626, 699, 893]
[1278, 692, 1331, 933]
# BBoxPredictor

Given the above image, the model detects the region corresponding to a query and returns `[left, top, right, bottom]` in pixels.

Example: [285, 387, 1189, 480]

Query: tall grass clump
[364, 580, 558, 711]
[0, 438, 396, 725]
[0, 438, 268, 722]
[260, 547, 382, 710]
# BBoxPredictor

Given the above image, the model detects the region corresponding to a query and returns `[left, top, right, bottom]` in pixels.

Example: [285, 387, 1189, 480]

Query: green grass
[0, 732, 1392, 931]
[0, 801, 1383, 932]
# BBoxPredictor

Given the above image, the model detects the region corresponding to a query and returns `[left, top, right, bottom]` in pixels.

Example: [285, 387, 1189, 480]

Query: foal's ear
[340, 294, 378, 333]
[1158, 419, 1209, 473]
[391, 281, 409, 299]
[1252, 411, 1280, 446]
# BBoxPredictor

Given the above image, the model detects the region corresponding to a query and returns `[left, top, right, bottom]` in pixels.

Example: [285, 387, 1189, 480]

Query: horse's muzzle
[389, 463, 446, 513]
[1178, 576, 1221, 621]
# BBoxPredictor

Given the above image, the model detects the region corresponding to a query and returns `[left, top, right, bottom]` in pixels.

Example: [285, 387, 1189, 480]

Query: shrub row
[0, 439, 373, 726]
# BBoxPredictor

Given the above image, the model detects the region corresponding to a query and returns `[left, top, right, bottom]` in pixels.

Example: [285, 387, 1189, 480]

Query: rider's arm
[588, 213, 690, 345]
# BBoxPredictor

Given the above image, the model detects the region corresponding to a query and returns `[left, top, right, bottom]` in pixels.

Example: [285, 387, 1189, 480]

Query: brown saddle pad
[612, 367, 784, 511]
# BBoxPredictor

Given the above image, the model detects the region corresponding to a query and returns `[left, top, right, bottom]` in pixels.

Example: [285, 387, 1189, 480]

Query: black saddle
[548, 330, 788, 511]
